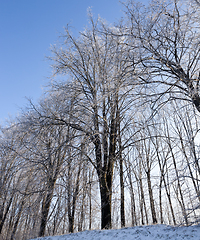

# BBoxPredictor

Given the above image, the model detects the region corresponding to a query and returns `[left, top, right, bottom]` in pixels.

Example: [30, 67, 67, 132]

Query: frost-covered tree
[124, 0, 200, 113]
[45, 15, 136, 229]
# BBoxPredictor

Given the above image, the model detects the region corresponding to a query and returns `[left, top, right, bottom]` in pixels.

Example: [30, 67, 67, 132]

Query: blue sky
[0, 0, 148, 124]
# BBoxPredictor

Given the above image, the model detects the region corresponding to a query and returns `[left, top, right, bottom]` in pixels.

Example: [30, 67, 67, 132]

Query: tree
[124, 0, 200, 113]
[0, 126, 23, 236]
[17, 104, 74, 237]
[45, 14, 136, 229]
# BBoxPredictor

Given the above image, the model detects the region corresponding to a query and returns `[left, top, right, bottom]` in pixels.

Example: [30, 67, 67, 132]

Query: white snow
[29, 224, 200, 240]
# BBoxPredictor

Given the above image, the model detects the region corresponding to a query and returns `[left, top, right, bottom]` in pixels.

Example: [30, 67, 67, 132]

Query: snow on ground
[29, 224, 200, 240]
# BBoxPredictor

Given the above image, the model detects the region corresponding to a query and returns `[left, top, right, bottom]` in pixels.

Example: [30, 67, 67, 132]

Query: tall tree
[46, 15, 135, 229]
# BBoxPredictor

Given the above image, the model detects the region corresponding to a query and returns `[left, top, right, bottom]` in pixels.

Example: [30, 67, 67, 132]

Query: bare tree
[45, 15, 135, 229]
[0, 126, 24, 236]
[16, 106, 74, 237]
[124, 0, 200, 113]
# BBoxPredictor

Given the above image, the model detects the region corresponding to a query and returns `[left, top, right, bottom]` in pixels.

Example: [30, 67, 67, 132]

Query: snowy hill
[29, 224, 200, 240]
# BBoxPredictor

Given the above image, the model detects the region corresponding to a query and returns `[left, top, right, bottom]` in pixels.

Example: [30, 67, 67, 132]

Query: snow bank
[29, 224, 200, 240]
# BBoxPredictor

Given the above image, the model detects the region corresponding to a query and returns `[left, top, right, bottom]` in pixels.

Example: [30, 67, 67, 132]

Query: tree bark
[10, 197, 26, 240]
[67, 162, 81, 233]
[39, 180, 55, 237]
[120, 157, 125, 228]
[159, 176, 163, 224]
[0, 194, 13, 234]
[99, 181, 112, 229]
[127, 166, 137, 226]
[146, 170, 157, 224]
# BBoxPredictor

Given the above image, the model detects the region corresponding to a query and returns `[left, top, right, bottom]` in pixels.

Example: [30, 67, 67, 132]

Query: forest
[1, 0, 200, 239]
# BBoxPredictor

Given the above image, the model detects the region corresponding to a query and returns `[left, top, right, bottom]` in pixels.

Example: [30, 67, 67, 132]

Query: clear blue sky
[0, 0, 148, 124]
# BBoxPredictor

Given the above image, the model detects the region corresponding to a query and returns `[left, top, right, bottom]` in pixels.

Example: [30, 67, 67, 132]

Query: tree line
[1, 0, 200, 239]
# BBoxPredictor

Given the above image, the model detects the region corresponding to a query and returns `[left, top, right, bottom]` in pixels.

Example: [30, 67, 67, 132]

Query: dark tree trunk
[146, 170, 157, 224]
[67, 163, 81, 233]
[116, 101, 125, 228]
[89, 171, 92, 230]
[68, 215, 75, 234]
[39, 180, 55, 237]
[78, 184, 86, 231]
[94, 132, 112, 229]
[159, 176, 163, 224]
[129, 175, 137, 226]
[138, 177, 148, 225]
[120, 157, 125, 228]
[99, 179, 112, 229]
[118, 119, 125, 228]
[126, 158, 137, 226]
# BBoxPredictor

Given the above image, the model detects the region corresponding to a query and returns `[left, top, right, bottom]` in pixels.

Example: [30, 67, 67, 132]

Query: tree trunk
[163, 169, 177, 225]
[138, 176, 148, 225]
[89, 171, 92, 230]
[67, 162, 81, 233]
[10, 197, 26, 240]
[68, 215, 75, 234]
[155, 139, 176, 225]
[146, 170, 157, 224]
[129, 171, 137, 226]
[39, 179, 55, 237]
[126, 158, 137, 226]
[99, 177, 112, 229]
[120, 157, 125, 228]
[0, 194, 13, 234]
[169, 142, 188, 226]
[159, 176, 163, 224]
[78, 187, 86, 231]
[117, 105, 125, 228]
